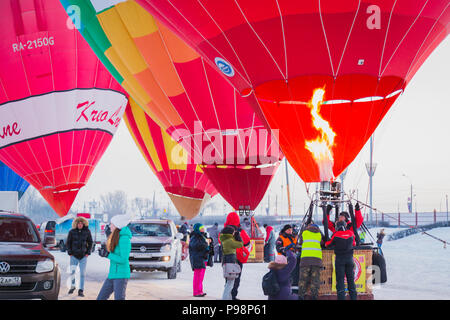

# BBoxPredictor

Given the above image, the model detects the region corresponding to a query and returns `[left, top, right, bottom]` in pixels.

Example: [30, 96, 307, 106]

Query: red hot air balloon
[137, 0, 449, 182]
[0, 0, 128, 216]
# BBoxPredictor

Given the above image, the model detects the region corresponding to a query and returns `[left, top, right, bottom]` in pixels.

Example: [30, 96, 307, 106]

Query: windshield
[129, 223, 172, 237]
[0, 218, 40, 243]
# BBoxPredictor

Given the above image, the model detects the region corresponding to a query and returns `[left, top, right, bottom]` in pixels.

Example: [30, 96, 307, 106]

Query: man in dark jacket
[298, 223, 323, 300]
[324, 203, 364, 234]
[325, 221, 357, 300]
[276, 224, 299, 256]
[67, 216, 93, 297]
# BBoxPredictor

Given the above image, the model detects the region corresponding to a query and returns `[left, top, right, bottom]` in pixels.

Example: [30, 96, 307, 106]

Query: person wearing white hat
[97, 214, 132, 300]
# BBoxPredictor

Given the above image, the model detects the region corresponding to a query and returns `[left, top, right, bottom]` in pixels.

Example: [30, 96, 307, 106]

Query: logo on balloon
[214, 57, 235, 77]
[0, 122, 21, 140]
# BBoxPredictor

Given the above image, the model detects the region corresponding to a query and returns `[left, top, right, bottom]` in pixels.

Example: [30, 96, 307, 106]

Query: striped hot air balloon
[124, 100, 217, 219]
[60, 0, 283, 212]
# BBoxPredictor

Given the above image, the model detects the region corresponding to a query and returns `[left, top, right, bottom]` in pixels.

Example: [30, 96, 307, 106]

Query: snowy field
[51, 227, 450, 300]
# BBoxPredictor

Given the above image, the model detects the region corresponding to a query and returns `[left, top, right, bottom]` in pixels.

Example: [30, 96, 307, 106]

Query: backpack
[262, 270, 280, 296]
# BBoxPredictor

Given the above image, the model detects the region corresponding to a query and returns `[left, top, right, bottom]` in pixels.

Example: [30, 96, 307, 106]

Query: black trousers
[231, 261, 243, 299]
[335, 255, 357, 300]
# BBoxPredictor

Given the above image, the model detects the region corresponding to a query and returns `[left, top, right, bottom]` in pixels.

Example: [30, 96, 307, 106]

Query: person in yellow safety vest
[276, 224, 299, 256]
[297, 222, 324, 300]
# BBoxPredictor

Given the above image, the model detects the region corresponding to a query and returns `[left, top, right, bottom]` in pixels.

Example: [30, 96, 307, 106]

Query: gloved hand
[98, 246, 109, 258]
[326, 204, 333, 215]
[355, 202, 360, 211]
[285, 243, 295, 251]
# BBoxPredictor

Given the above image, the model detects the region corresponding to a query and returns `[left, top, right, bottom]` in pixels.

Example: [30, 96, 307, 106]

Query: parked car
[38, 220, 56, 248]
[0, 212, 61, 300]
[55, 214, 101, 252]
[127, 219, 183, 279]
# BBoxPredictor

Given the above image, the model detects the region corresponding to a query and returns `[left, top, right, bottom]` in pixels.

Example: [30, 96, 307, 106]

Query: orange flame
[305, 88, 336, 181]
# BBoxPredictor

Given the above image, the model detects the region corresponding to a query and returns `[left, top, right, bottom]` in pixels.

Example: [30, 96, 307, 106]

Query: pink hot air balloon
[0, 0, 128, 216]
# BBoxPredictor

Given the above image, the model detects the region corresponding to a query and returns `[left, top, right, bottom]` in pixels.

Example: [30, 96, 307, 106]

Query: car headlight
[160, 244, 171, 252]
[36, 259, 54, 273]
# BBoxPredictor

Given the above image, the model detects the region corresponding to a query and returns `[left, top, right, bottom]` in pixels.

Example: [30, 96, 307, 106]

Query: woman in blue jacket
[97, 214, 132, 300]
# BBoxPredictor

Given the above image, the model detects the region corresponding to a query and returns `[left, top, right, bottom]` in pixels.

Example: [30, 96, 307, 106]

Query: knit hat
[281, 224, 292, 233]
[274, 254, 287, 264]
[193, 223, 205, 233]
[110, 214, 131, 229]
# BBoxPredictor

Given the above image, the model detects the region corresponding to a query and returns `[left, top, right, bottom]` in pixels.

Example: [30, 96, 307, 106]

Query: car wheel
[59, 241, 66, 252]
[167, 261, 177, 279]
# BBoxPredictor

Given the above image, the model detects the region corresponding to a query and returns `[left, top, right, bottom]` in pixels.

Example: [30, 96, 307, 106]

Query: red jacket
[325, 208, 363, 234]
[325, 229, 356, 256]
[265, 226, 273, 243]
[223, 212, 251, 264]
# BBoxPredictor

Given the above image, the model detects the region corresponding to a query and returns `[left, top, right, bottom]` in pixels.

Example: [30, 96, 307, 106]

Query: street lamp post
[446, 194, 448, 224]
[402, 174, 413, 214]
[365, 135, 377, 224]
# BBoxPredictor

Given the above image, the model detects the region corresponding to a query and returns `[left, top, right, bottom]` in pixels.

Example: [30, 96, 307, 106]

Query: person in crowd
[97, 214, 132, 300]
[377, 229, 385, 255]
[297, 222, 323, 300]
[207, 222, 221, 263]
[276, 224, 299, 256]
[242, 217, 252, 236]
[219, 226, 244, 300]
[66, 216, 93, 297]
[267, 249, 298, 300]
[188, 223, 211, 297]
[179, 221, 190, 261]
[223, 212, 251, 300]
[359, 230, 367, 243]
[325, 220, 357, 300]
[264, 224, 276, 262]
[324, 203, 364, 234]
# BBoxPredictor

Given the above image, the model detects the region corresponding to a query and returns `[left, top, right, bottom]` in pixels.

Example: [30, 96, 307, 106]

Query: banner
[249, 240, 256, 259]
[332, 254, 366, 293]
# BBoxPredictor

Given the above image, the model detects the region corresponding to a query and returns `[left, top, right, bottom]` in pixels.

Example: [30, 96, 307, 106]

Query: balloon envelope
[137, 0, 450, 182]
[0, 161, 30, 200]
[0, 0, 128, 216]
[124, 100, 217, 219]
[62, 0, 283, 210]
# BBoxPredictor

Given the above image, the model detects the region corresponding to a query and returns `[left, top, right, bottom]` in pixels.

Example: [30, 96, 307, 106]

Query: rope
[350, 198, 448, 248]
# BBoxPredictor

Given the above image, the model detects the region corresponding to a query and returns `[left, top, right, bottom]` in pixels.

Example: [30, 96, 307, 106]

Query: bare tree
[131, 197, 152, 218]
[100, 190, 128, 217]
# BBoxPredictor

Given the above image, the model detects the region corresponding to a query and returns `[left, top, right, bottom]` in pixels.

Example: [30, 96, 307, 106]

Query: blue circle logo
[214, 57, 235, 77]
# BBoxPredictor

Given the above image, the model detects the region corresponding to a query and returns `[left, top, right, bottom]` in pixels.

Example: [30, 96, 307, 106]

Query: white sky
[70, 39, 450, 217]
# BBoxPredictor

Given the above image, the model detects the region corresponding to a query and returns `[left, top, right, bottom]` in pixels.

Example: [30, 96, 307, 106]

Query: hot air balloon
[0, 161, 30, 200]
[136, 0, 450, 183]
[60, 0, 283, 213]
[0, 0, 128, 217]
[124, 100, 217, 219]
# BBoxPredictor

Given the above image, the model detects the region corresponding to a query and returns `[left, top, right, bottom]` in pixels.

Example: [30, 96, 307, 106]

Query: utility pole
[365, 135, 377, 224]
[446, 194, 448, 224]
[284, 158, 292, 218]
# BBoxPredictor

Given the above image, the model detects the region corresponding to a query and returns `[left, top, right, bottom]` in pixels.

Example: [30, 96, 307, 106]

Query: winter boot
[68, 288, 75, 294]
[78, 289, 84, 297]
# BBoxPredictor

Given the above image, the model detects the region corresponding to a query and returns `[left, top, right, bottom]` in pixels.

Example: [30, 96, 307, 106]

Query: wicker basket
[308, 248, 373, 296]
[247, 238, 265, 263]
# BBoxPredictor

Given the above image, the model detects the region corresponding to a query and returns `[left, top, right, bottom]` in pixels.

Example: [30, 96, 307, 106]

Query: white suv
[128, 219, 183, 279]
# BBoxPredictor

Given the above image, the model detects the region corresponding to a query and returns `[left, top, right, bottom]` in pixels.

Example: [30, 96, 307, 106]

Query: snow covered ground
[51, 227, 450, 300]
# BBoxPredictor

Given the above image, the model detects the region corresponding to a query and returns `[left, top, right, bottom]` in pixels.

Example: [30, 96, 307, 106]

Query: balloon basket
[301, 247, 374, 299]
[247, 238, 265, 263]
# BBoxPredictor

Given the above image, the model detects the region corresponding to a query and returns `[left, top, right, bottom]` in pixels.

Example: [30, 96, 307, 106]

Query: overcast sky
[67, 38, 450, 217]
